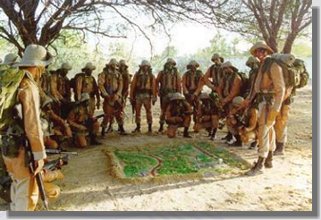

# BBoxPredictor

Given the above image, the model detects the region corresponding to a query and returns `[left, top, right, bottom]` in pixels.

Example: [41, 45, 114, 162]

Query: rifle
[84, 114, 105, 128]
[46, 148, 78, 156]
[24, 139, 49, 210]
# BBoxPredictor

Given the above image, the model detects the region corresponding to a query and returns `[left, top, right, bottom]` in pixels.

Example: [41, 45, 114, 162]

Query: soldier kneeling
[194, 92, 220, 140]
[67, 93, 101, 148]
[165, 93, 193, 138]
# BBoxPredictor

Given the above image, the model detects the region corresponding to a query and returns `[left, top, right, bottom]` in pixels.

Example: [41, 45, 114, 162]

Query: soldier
[165, 93, 193, 138]
[75, 62, 100, 117]
[194, 53, 224, 96]
[245, 41, 285, 176]
[182, 60, 203, 122]
[98, 59, 125, 136]
[245, 56, 260, 96]
[118, 59, 131, 132]
[193, 92, 220, 140]
[67, 93, 101, 148]
[156, 58, 181, 132]
[130, 60, 157, 133]
[0, 44, 52, 210]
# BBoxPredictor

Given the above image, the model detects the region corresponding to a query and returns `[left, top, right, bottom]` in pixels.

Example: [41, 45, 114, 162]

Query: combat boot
[158, 123, 164, 132]
[264, 151, 273, 168]
[132, 123, 141, 133]
[101, 127, 106, 137]
[210, 128, 217, 140]
[221, 132, 232, 141]
[183, 127, 192, 138]
[90, 134, 102, 145]
[245, 156, 265, 176]
[230, 135, 242, 147]
[118, 124, 127, 135]
[148, 123, 152, 133]
[274, 142, 285, 156]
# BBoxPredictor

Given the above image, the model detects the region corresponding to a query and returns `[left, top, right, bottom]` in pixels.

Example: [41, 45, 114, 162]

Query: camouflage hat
[15, 44, 53, 67]
[139, 60, 151, 67]
[199, 92, 210, 100]
[108, 58, 118, 66]
[3, 53, 19, 65]
[61, 62, 72, 70]
[165, 58, 176, 65]
[211, 53, 224, 63]
[41, 96, 53, 108]
[232, 96, 244, 106]
[170, 92, 184, 101]
[221, 61, 238, 72]
[245, 56, 259, 67]
[79, 93, 90, 103]
[250, 41, 274, 56]
[82, 62, 96, 71]
[119, 59, 128, 67]
[188, 60, 200, 68]
[271, 53, 296, 66]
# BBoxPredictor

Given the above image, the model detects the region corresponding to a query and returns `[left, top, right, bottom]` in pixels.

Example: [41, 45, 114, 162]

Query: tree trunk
[282, 32, 297, 53]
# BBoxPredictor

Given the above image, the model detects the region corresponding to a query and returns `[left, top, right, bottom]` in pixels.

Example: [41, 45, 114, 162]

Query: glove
[266, 109, 279, 127]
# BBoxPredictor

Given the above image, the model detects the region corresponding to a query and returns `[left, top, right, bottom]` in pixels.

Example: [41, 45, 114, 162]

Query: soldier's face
[213, 58, 220, 64]
[85, 69, 92, 75]
[254, 48, 268, 62]
[142, 66, 149, 72]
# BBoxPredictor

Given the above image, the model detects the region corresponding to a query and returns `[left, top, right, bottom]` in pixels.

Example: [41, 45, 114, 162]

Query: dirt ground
[0, 85, 312, 211]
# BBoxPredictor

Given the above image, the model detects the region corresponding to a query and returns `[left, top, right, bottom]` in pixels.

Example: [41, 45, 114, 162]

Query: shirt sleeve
[18, 78, 47, 161]
[270, 63, 285, 112]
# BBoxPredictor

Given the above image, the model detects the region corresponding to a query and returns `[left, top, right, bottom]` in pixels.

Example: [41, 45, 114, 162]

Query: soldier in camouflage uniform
[130, 60, 157, 133]
[195, 53, 224, 96]
[182, 60, 203, 122]
[245, 56, 260, 96]
[98, 59, 125, 136]
[156, 58, 181, 132]
[165, 93, 193, 138]
[67, 93, 101, 147]
[75, 62, 100, 117]
[194, 92, 220, 140]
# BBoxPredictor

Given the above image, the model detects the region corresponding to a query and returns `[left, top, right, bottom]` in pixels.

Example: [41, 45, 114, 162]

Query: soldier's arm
[98, 73, 108, 97]
[117, 74, 123, 97]
[151, 74, 157, 97]
[223, 76, 241, 104]
[203, 67, 215, 90]
[48, 110, 68, 127]
[182, 73, 188, 95]
[271, 63, 285, 112]
[19, 78, 47, 161]
[244, 108, 258, 132]
[130, 74, 137, 100]
[75, 76, 83, 101]
[176, 72, 182, 93]
[155, 72, 162, 96]
[93, 77, 100, 103]
[67, 110, 86, 130]
[50, 74, 63, 101]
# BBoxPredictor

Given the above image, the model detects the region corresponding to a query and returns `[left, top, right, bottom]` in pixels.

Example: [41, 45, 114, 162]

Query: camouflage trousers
[193, 115, 219, 133]
[274, 103, 291, 145]
[166, 115, 191, 138]
[101, 99, 124, 128]
[135, 97, 153, 124]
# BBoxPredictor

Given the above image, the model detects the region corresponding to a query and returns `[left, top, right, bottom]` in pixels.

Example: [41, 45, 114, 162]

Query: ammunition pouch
[136, 89, 152, 95]
[256, 92, 275, 105]
[160, 88, 176, 96]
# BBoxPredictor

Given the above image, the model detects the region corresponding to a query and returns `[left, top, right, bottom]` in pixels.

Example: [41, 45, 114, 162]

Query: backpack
[293, 59, 309, 89]
[237, 71, 249, 97]
[0, 66, 26, 131]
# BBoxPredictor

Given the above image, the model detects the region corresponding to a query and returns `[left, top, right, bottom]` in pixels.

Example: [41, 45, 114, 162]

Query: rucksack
[292, 59, 309, 89]
[0, 66, 26, 131]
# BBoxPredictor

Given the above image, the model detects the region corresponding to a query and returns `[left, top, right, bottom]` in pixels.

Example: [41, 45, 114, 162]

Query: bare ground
[0, 85, 312, 211]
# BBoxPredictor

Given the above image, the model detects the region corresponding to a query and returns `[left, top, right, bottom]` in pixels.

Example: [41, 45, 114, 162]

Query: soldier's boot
[274, 142, 285, 156]
[245, 157, 265, 176]
[132, 123, 141, 133]
[210, 128, 217, 140]
[264, 151, 273, 168]
[221, 132, 232, 141]
[101, 127, 106, 137]
[107, 124, 114, 133]
[183, 127, 192, 138]
[249, 141, 258, 149]
[118, 124, 127, 135]
[230, 135, 243, 147]
[148, 123, 152, 133]
[158, 123, 164, 132]
[90, 134, 102, 145]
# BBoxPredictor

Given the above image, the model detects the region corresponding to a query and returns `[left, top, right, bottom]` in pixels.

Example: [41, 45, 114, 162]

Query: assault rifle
[46, 148, 78, 156]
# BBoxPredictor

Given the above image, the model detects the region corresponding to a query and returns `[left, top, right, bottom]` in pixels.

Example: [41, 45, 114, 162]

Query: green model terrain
[112, 142, 250, 179]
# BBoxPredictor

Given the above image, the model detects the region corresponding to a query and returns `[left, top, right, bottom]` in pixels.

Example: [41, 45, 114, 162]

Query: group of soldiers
[0, 41, 309, 211]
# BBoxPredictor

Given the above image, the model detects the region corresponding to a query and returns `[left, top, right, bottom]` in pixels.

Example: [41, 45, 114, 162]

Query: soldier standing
[55, 63, 72, 117]
[98, 59, 125, 136]
[156, 58, 181, 132]
[75, 62, 100, 117]
[165, 93, 193, 138]
[130, 60, 157, 133]
[245, 56, 260, 96]
[182, 60, 203, 122]
[245, 41, 284, 176]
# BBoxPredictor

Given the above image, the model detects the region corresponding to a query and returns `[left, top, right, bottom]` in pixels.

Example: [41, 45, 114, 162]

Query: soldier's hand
[33, 159, 45, 176]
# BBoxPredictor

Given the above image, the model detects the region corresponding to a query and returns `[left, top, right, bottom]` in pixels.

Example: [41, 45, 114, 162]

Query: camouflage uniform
[182, 60, 203, 122]
[194, 93, 220, 140]
[245, 56, 260, 97]
[56, 63, 72, 117]
[75, 62, 100, 117]
[98, 59, 124, 135]
[165, 93, 192, 138]
[67, 93, 101, 148]
[156, 58, 181, 132]
[130, 60, 157, 133]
